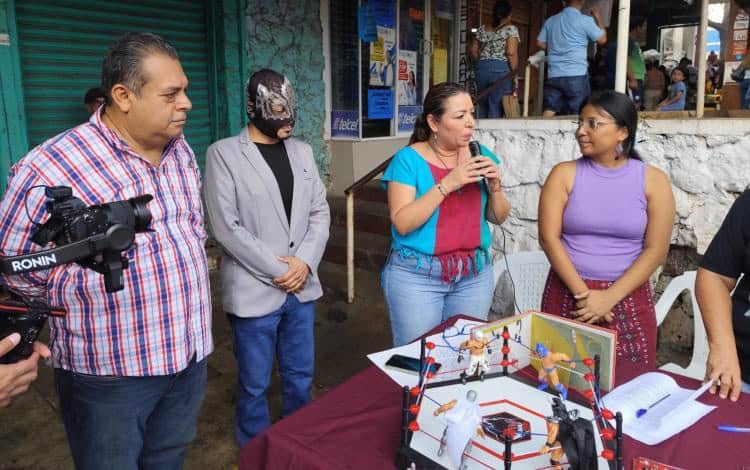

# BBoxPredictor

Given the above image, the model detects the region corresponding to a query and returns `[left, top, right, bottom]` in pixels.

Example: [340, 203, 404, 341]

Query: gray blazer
[203, 130, 330, 317]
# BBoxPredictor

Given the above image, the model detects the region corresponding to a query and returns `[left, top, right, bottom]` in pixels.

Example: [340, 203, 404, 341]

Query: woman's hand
[482, 159, 503, 192]
[573, 290, 616, 324]
[706, 342, 742, 401]
[441, 157, 495, 193]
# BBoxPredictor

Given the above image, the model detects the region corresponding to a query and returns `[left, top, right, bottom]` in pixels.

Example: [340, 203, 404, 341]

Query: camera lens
[128, 195, 153, 232]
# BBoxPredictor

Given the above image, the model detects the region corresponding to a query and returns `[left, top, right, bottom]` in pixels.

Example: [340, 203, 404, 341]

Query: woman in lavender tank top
[538, 91, 675, 384]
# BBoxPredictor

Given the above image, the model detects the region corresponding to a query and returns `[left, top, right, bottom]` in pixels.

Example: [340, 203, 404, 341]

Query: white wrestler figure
[459, 330, 490, 383]
[434, 389, 485, 469]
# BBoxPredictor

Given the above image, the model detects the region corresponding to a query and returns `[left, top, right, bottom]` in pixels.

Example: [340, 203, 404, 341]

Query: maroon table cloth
[240, 317, 750, 469]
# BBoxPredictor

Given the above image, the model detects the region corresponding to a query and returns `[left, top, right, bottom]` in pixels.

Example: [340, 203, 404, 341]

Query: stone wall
[245, 1, 329, 180]
[475, 118, 750, 256]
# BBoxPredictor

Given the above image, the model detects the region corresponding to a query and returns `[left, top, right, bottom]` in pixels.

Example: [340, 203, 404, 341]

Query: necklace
[429, 142, 458, 170]
[429, 142, 462, 195]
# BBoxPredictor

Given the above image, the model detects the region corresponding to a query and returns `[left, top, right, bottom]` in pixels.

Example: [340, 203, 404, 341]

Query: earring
[615, 142, 624, 158]
[432, 132, 438, 143]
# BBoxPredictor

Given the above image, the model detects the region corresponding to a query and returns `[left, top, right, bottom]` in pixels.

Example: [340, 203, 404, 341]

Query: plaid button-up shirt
[0, 110, 213, 376]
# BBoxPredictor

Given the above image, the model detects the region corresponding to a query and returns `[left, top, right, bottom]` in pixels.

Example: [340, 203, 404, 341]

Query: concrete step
[328, 195, 390, 236]
[324, 180, 391, 272]
[322, 222, 391, 272]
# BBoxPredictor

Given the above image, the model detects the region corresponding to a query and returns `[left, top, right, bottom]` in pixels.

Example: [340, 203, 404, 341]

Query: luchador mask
[246, 69, 297, 139]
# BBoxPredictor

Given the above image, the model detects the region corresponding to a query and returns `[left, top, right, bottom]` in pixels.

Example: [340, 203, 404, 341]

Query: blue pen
[636, 393, 671, 418]
[717, 425, 750, 433]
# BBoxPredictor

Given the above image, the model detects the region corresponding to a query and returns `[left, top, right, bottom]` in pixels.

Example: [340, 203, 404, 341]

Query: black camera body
[28, 186, 153, 292]
[0, 186, 153, 363]
[0, 301, 65, 364]
[33, 186, 152, 256]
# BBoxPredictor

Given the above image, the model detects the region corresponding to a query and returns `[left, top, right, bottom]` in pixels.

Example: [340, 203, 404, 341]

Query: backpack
[731, 65, 746, 82]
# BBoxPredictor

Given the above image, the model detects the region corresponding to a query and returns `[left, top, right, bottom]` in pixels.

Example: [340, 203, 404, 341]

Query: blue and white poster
[398, 50, 418, 105]
[367, 89, 394, 120]
[369, 26, 396, 86]
[331, 110, 359, 138]
[397, 105, 421, 132]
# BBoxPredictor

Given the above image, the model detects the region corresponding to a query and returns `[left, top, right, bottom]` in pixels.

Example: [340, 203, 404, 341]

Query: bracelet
[545, 441, 557, 447]
[436, 182, 449, 198]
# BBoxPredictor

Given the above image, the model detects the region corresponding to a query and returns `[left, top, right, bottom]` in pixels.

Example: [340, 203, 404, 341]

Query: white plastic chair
[654, 271, 708, 381]
[493, 250, 551, 313]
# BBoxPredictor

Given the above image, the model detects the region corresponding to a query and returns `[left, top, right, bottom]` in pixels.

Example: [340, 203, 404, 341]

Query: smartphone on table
[385, 354, 441, 376]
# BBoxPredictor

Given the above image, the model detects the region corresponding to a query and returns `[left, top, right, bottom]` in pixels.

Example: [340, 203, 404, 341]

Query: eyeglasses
[574, 118, 618, 132]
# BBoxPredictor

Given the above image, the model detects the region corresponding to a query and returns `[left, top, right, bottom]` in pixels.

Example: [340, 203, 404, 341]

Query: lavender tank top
[561, 157, 648, 281]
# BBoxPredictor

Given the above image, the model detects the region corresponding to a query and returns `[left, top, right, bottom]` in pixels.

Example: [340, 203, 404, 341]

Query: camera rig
[0, 186, 152, 364]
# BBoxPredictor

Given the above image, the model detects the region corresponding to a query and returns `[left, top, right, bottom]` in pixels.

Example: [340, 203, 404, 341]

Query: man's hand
[274, 256, 311, 293]
[0, 334, 50, 407]
[706, 343, 742, 402]
[573, 290, 615, 324]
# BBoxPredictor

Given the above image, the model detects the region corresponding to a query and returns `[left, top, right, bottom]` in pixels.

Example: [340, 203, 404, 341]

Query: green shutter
[15, 0, 213, 169]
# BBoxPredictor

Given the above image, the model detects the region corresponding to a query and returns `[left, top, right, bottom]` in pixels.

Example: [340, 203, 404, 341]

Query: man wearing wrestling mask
[203, 69, 330, 445]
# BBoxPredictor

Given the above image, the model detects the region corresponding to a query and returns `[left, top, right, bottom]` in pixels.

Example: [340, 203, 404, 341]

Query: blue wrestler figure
[535, 343, 576, 401]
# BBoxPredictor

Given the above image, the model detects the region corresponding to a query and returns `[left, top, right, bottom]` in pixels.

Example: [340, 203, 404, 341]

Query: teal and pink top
[382, 144, 501, 283]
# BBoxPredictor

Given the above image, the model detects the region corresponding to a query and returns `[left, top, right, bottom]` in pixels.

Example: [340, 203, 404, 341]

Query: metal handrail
[343, 156, 393, 196]
[342, 156, 394, 303]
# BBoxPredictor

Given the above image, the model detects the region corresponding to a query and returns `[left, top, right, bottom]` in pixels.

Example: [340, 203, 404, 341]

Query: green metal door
[15, 0, 214, 168]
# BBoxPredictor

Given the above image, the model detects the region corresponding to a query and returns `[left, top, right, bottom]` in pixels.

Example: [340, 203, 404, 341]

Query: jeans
[741, 78, 750, 110]
[55, 356, 207, 470]
[629, 79, 644, 107]
[543, 75, 591, 115]
[476, 58, 512, 119]
[382, 252, 494, 346]
[228, 294, 315, 446]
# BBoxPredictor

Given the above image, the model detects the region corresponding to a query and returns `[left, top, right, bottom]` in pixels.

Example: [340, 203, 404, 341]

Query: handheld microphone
[469, 141, 481, 158]
[469, 141, 485, 180]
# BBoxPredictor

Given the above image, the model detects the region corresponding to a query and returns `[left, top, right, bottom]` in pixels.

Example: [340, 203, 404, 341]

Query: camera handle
[0, 234, 108, 275]
[0, 222, 135, 291]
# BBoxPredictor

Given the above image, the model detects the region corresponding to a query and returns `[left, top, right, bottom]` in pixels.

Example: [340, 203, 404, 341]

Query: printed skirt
[540, 269, 657, 385]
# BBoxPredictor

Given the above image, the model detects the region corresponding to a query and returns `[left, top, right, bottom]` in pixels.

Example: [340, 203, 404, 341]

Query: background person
[536, 0, 606, 117]
[627, 18, 646, 109]
[381, 82, 510, 346]
[657, 68, 686, 111]
[738, 53, 750, 110]
[204, 69, 330, 446]
[538, 90, 675, 383]
[643, 60, 665, 111]
[471, 0, 519, 118]
[677, 58, 698, 109]
[0, 32, 212, 469]
[83, 87, 106, 114]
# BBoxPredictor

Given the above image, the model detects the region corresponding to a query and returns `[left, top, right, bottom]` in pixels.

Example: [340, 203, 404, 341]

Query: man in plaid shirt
[0, 32, 212, 469]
